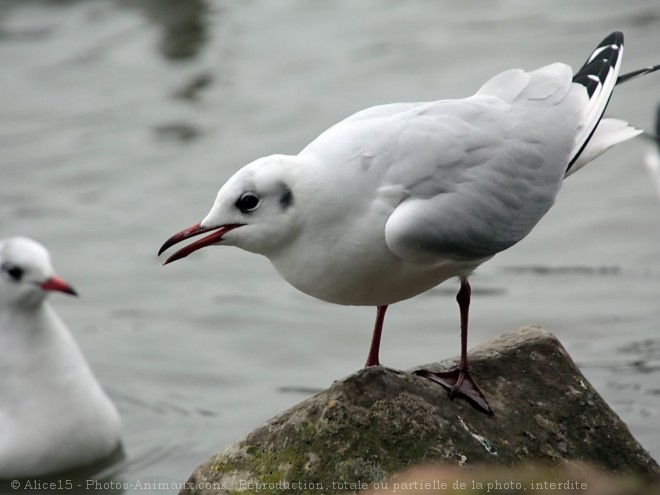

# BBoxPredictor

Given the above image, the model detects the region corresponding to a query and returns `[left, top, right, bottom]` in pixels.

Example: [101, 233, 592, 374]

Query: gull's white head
[159, 154, 304, 262]
[0, 237, 77, 308]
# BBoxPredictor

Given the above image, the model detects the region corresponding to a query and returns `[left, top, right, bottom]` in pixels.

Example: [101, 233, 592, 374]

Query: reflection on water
[122, 0, 210, 61]
[1, 0, 660, 493]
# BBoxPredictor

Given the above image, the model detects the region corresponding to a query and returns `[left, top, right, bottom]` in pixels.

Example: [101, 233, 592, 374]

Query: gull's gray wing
[299, 65, 581, 264]
[301, 34, 635, 266]
[380, 64, 583, 264]
[382, 93, 578, 263]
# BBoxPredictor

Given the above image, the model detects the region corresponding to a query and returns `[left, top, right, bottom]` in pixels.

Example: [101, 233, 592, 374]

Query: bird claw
[414, 368, 494, 416]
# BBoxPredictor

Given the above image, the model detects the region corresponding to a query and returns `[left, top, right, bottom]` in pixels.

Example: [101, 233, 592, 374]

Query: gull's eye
[1, 262, 24, 282]
[235, 192, 261, 213]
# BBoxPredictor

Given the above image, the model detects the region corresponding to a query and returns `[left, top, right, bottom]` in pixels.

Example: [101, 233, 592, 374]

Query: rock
[179, 326, 659, 495]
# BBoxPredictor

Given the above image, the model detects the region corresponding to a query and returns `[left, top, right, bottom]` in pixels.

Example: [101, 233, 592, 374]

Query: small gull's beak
[158, 222, 243, 265]
[39, 275, 78, 296]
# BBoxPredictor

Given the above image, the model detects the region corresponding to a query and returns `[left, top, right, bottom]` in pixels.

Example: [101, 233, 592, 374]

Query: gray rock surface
[179, 326, 659, 495]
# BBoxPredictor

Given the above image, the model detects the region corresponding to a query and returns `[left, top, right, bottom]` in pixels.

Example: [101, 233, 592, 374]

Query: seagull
[159, 32, 659, 415]
[0, 237, 121, 478]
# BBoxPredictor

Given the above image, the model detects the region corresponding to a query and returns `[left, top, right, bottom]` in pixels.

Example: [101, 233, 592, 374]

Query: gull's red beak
[39, 275, 78, 296]
[158, 222, 243, 265]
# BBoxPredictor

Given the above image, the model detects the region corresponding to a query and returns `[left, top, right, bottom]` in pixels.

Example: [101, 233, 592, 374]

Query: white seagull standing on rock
[0, 237, 121, 478]
[159, 32, 659, 415]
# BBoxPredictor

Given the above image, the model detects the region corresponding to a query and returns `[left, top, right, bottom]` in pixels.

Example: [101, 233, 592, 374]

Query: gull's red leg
[365, 305, 388, 367]
[414, 278, 494, 415]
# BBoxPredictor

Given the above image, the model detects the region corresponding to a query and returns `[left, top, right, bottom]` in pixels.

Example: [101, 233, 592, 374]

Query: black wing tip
[572, 32, 623, 98]
[601, 31, 624, 47]
[566, 33, 625, 171]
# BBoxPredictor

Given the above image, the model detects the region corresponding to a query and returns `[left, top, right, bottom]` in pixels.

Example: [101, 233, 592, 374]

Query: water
[1, 0, 659, 492]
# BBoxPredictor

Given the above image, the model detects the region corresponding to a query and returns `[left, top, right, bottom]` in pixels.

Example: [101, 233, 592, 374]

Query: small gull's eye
[1, 262, 24, 282]
[235, 193, 261, 213]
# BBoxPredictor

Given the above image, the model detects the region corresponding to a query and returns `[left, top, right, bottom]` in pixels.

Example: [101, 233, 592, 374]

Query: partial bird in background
[0, 237, 121, 478]
[643, 104, 660, 199]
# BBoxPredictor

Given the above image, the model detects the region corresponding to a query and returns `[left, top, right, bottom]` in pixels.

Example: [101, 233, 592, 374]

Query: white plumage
[0, 237, 121, 478]
[160, 32, 657, 414]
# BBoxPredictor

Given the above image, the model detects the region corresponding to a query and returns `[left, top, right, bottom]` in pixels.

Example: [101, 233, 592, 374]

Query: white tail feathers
[565, 118, 642, 177]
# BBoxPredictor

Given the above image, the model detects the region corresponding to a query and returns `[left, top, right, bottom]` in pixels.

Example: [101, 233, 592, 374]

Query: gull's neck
[0, 301, 98, 402]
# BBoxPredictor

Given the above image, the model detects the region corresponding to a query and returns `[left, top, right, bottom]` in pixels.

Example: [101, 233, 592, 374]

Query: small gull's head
[158, 154, 301, 264]
[0, 237, 78, 308]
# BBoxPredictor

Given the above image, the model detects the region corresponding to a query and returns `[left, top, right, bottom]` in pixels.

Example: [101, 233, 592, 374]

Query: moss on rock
[180, 327, 659, 495]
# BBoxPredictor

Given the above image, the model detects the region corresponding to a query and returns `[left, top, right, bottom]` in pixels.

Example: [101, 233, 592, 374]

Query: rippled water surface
[1, 1, 659, 492]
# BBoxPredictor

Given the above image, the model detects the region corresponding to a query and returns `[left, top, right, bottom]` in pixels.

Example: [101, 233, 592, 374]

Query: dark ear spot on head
[279, 185, 294, 210]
